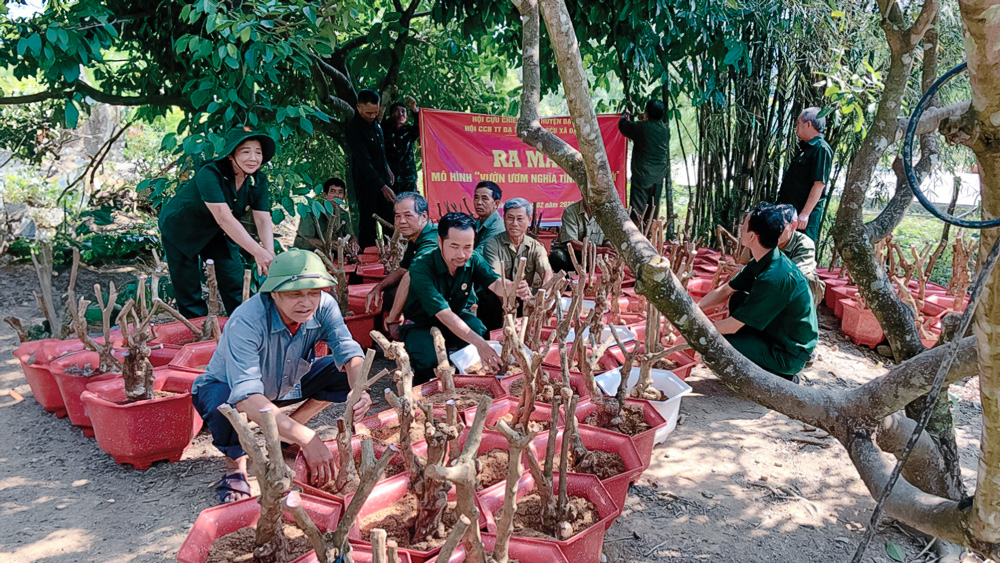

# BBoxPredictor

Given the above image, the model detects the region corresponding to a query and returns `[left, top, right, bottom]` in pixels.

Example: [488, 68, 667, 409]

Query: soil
[0, 261, 987, 563]
[476, 449, 510, 490]
[359, 492, 459, 551]
[361, 409, 427, 446]
[464, 362, 487, 375]
[571, 449, 625, 480]
[507, 378, 525, 398]
[205, 523, 312, 563]
[511, 493, 600, 539]
[499, 412, 550, 433]
[421, 385, 495, 411]
[320, 450, 407, 496]
[583, 402, 650, 436]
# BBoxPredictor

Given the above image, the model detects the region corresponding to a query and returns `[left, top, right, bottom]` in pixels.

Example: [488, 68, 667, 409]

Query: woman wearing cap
[158, 127, 279, 318]
[191, 249, 372, 503]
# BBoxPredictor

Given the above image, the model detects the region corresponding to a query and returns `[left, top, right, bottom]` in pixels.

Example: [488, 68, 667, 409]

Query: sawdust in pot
[476, 449, 510, 491]
[359, 492, 460, 551]
[583, 402, 650, 436]
[421, 385, 496, 410]
[511, 494, 599, 539]
[205, 522, 312, 563]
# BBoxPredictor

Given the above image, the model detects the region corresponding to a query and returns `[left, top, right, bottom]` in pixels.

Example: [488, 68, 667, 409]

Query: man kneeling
[191, 249, 372, 503]
[697, 204, 818, 381]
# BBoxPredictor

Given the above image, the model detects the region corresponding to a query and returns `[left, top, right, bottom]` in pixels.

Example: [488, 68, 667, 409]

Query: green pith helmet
[217, 126, 277, 165]
[258, 249, 335, 293]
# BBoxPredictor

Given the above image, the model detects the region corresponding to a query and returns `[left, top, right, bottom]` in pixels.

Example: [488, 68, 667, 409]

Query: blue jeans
[192, 356, 350, 460]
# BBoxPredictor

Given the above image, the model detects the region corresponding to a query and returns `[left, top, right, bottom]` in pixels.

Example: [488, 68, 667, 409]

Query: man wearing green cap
[191, 249, 371, 503]
[159, 127, 279, 318]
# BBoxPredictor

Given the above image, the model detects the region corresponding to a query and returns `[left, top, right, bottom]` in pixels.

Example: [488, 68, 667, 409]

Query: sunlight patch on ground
[0, 529, 94, 562]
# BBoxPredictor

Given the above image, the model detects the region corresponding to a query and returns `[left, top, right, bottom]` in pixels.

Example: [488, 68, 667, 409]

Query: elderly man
[472, 181, 505, 249]
[619, 99, 669, 223]
[364, 192, 439, 335]
[774, 204, 825, 305]
[549, 198, 614, 273]
[697, 204, 818, 382]
[776, 107, 834, 242]
[346, 89, 396, 248]
[402, 212, 529, 383]
[191, 249, 372, 503]
[477, 198, 554, 331]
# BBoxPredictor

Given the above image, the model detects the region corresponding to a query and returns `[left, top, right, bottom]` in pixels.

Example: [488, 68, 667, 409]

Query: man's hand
[405, 95, 418, 113]
[352, 391, 372, 420]
[475, 339, 501, 373]
[381, 185, 395, 203]
[302, 435, 337, 487]
[797, 215, 809, 230]
[365, 285, 384, 313]
[255, 248, 276, 276]
[597, 242, 617, 256]
[516, 280, 531, 300]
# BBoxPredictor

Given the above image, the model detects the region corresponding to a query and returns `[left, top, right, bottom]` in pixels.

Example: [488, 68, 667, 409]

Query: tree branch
[895, 100, 970, 141]
[0, 81, 187, 108]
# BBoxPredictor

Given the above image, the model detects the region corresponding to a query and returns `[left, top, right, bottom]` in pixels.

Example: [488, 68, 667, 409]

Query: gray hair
[395, 191, 428, 216]
[799, 107, 827, 133]
[503, 197, 533, 217]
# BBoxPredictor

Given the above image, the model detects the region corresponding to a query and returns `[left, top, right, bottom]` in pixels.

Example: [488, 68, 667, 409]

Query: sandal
[215, 472, 252, 504]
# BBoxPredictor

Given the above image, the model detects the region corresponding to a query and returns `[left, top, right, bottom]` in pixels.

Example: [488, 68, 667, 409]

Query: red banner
[419, 109, 627, 224]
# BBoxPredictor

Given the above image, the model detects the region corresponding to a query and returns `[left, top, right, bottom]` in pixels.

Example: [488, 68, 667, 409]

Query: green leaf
[271, 209, 285, 225]
[62, 64, 80, 83]
[830, 10, 845, 18]
[64, 100, 79, 128]
[299, 117, 314, 135]
[302, 5, 316, 24]
[885, 541, 905, 562]
[25, 33, 42, 56]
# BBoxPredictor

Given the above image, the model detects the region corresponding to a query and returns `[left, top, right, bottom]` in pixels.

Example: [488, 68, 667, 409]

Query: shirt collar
[265, 294, 322, 334]
[479, 211, 501, 229]
[749, 247, 779, 275]
[802, 134, 825, 149]
[432, 247, 469, 276]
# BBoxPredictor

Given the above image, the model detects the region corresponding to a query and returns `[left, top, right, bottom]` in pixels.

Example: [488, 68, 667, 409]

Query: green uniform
[725, 248, 818, 378]
[780, 231, 825, 305]
[400, 222, 439, 269]
[776, 135, 833, 242]
[550, 200, 606, 272]
[402, 249, 500, 382]
[293, 200, 354, 252]
[474, 211, 505, 250]
[477, 232, 552, 330]
[618, 116, 669, 220]
[159, 159, 270, 318]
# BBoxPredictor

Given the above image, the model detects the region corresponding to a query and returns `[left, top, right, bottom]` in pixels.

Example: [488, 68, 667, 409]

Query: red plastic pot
[13, 338, 67, 417]
[345, 472, 488, 563]
[574, 398, 668, 471]
[685, 277, 713, 301]
[601, 347, 698, 380]
[158, 366, 206, 395]
[292, 437, 423, 503]
[357, 253, 380, 264]
[347, 283, 379, 319]
[356, 405, 445, 447]
[168, 340, 219, 373]
[81, 375, 202, 470]
[926, 293, 970, 312]
[514, 369, 591, 404]
[357, 263, 387, 282]
[840, 299, 885, 348]
[430, 534, 570, 563]
[478, 472, 619, 563]
[48, 350, 121, 436]
[465, 396, 563, 429]
[831, 285, 858, 318]
[344, 312, 380, 349]
[413, 375, 508, 405]
[536, 231, 558, 253]
[529, 425, 643, 513]
[176, 493, 343, 563]
[295, 543, 413, 563]
[824, 279, 853, 311]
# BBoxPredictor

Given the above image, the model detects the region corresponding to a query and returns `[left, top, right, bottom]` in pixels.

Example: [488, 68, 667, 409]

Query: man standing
[478, 198, 554, 331]
[776, 107, 834, 242]
[402, 213, 528, 383]
[384, 96, 420, 194]
[191, 249, 372, 503]
[346, 89, 395, 248]
[364, 192, 438, 335]
[774, 204, 825, 305]
[697, 204, 818, 382]
[472, 181, 505, 249]
[294, 177, 359, 255]
[549, 198, 614, 273]
[618, 99, 669, 223]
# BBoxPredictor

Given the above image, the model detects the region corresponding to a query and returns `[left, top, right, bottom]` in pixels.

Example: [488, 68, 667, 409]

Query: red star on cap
[243, 126, 251, 132]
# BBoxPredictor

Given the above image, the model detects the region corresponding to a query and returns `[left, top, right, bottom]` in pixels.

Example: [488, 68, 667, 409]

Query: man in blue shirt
[191, 249, 372, 503]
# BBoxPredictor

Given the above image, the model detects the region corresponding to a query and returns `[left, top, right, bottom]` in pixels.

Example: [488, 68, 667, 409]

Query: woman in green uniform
[159, 127, 278, 318]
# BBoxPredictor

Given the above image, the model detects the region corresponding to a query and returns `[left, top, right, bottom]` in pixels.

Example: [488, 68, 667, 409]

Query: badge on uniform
[245, 205, 250, 212]
[461, 283, 467, 290]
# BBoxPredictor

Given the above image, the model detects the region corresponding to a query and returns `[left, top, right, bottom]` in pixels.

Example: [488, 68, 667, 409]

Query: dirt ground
[0, 262, 984, 563]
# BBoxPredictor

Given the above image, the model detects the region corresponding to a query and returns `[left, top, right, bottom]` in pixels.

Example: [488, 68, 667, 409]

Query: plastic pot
[460, 396, 563, 430]
[477, 472, 619, 563]
[292, 437, 424, 503]
[574, 397, 668, 470]
[357, 263, 387, 282]
[430, 534, 570, 563]
[347, 283, 379, 316]
[345, 472, 487, 563]
[168, 340, 219, 373]
[823, 279, 853, 311]
[81, 375, 202, 470]
[13, 338, 67, 417]
[831, 285, 858, 319]
[344, 312, 380, 349]
[529, 425, 643, 512]
[175, 493, 343, 563]
[48, 350, 122, 436]
[413, 375, 508, 406]
[926, 293, 969, 312]
[840, 299, 885, 348]
[685, 278, 714, 301]
[601, 347, 699, 380]
[357, 253, 380, 264]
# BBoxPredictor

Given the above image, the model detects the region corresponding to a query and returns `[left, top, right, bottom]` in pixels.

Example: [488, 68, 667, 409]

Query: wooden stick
[284, 490, 331, 563]
[203, 260, 223, 340]
[371, 528, 388, 563]
[555, 390, 574, 523]
[493, 421, 535, 563]
[432, 514, 472, 563]
[387, 541, 399, 563]
[326, 440, 397, 560]
[243, 269, 252, 302]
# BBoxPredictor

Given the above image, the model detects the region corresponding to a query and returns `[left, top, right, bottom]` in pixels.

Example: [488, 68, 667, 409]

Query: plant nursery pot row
[574, 397, 670, 471]
[429, 534, 571, 563]
[839, 299, 884, 349]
